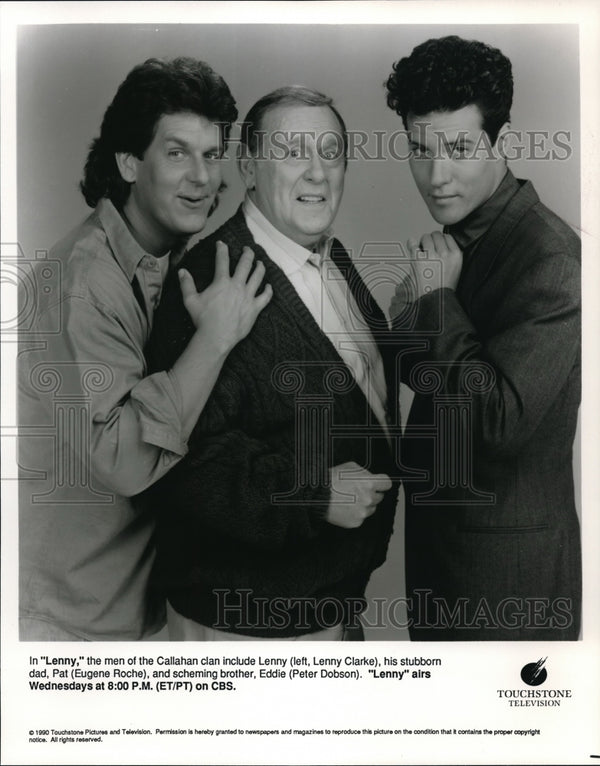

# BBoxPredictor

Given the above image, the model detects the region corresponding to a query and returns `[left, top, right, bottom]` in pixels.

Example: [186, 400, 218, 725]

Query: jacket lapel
[459, 179, 540, 309]
[329, 240, 398, 426]
[330, 239, 390, 338]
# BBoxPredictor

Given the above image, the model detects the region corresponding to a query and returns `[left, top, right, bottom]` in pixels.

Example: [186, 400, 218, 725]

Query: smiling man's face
[407, 104, 507, 226]
[242, 104, 346, 247]
[119, 111, 223, 255]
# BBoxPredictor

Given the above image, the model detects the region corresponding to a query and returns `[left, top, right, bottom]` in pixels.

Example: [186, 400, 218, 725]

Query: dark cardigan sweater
[143, 207, 398, 637]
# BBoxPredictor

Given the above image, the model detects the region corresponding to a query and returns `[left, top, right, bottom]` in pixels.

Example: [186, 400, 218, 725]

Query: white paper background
[1, 2, 599, 765]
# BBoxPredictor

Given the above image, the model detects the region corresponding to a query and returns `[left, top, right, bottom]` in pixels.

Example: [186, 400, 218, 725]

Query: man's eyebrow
[320, 132, 343, 143]
[164, 133, 221, 149]
[440, 135, 476, 150]
[278, 133, 309, 144]
[319, 137, 342, 150]
[164, 133, 190, 144]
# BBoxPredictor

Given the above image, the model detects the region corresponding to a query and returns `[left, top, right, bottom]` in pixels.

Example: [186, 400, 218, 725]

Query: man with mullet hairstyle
[19, 57, 271, 641]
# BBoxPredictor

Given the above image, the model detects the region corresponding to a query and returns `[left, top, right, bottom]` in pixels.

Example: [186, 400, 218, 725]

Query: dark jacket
[396, 175, 581, 640]
[143, 207, 398, 637]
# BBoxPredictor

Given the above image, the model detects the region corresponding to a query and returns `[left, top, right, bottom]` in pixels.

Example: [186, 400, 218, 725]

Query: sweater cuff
[306, 482, 335, 521]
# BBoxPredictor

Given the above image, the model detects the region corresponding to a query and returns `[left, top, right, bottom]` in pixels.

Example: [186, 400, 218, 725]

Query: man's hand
[390, 231, 463, 319]
[179, 241, 273, 354]
[325, 461, 392, 529]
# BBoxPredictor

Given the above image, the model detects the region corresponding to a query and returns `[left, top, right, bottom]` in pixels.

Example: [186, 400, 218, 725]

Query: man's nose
[304, 151, 326, 183]
[188, 156, 211, 185]
[430, 157, 452, 187]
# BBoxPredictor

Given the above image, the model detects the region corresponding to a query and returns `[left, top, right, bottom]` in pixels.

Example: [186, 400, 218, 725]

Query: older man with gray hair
[144, 86, 399, 641]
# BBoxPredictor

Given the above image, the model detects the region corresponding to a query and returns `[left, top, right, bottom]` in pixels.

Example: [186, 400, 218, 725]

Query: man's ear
[115, 152, 139, 184]
[238, 156, 256, 191]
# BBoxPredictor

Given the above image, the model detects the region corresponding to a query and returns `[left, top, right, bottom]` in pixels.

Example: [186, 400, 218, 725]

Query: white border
[2, 3, 599, 765]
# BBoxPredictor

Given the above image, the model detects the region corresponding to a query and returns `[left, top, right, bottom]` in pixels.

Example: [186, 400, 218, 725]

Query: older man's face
[244, 104, 346, 247]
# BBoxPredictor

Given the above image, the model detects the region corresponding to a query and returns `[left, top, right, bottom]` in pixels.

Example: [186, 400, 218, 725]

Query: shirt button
[144, 256, 158, 271]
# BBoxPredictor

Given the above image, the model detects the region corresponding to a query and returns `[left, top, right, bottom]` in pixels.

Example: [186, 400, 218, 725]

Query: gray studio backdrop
[17, 23, 580, 639]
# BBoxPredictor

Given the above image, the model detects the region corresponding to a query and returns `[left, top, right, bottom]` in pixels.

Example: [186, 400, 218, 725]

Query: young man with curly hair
[386, 36, 581, 640]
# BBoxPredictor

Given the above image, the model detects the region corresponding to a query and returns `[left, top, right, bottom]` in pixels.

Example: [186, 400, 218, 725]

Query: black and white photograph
[1, 2, 599, 765]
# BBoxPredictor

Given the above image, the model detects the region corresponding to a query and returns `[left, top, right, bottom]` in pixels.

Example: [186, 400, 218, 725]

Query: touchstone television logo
[496, 658, 573, 707]
[520, 657, 548, 686]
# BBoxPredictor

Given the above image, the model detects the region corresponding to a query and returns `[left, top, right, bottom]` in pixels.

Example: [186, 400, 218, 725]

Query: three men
[19, 58, 271, 640]
[145, 87, 398, 640]
[18, 40, 582, 644]
[386, 36, 581, 640]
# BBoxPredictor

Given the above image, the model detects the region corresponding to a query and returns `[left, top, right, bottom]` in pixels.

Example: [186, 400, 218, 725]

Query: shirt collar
[95, 197, 164, 283]
[444, 169, 519, 252]
[243, 195, 333, 274]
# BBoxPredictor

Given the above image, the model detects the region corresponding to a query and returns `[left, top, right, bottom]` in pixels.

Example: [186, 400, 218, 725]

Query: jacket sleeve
[395, 249, 580, 459]
[146, 243, 332, 552]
